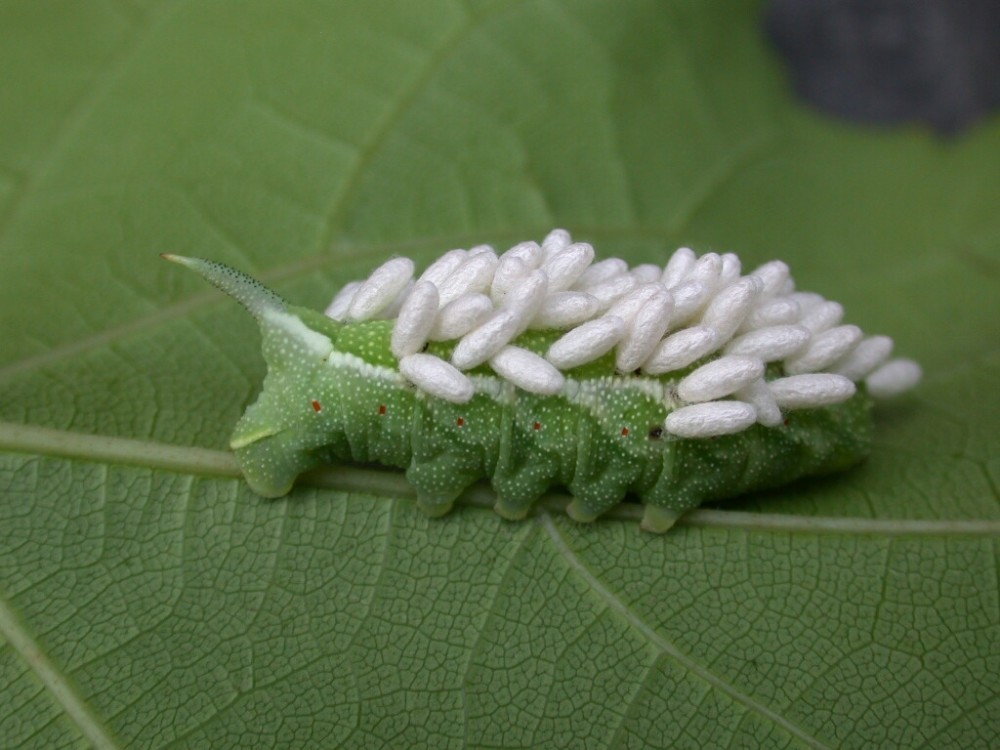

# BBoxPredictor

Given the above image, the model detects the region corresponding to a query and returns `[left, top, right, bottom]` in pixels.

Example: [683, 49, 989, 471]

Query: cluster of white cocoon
[326, 230, 922, 438]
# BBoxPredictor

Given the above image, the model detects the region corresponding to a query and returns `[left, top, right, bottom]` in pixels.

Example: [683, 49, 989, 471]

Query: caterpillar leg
[639, 505, 682, 534]
[566, 467, 636, 523]
[633, 461, 700, 533]
[406, 454, 480, 517]
[490, 463, 555, 521]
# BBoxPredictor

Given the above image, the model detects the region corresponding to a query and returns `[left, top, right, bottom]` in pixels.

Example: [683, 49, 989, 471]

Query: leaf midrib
[2, 421, 998, 536]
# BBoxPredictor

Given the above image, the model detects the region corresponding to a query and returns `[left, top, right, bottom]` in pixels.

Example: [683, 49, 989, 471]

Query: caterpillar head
[163, 254, 341, 497]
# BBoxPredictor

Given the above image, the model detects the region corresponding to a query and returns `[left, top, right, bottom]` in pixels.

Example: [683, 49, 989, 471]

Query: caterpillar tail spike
[161, 254, 287, 319]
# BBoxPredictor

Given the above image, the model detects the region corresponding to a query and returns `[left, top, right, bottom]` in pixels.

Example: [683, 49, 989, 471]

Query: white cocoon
[615, 290, 674, 373]
[583, 274, 637, 311]
[642, 325, 719, 374]
[325, 281, 362, 321]
[769, 373, 856, 407]
[489, 346, 565, 395]
[451, 309, 520, 370]
[391, 281, 439, 358]
[400, 354, 474, 403]
[530, 292, 600, 329]
[661, 247, 696, 288]
[546, 316, 626, 370]
[725, 325, 811, 361]
[490, 256, 529, 303]
[678, 355, 765, 403]
[784, 324, 862, 374]
[748, 260, 789, 299]
[430, 293, 494, 341]
[831, 335, 893, 380]
[718, 253, 742, 288]
[631, 264, 663, 284]
[348, 257, 415, 321]
[504, 269, 549, 334]
[665, 401, 757, 438]
[576, 257, 627, 288]
[736, 379, 782, 426]
[437, 251, 499, 306]
[418, 249, 466, 288]
[541, 228, 571, 257]
[798, 300, 843, 333]
[739, 297, 801, 332]
[502, 241, 542, 268]
[606, 283, 669, 327]
[865, 359, 922, 399]
[542, 242, 594, 291]
[700, 277, 761, 340]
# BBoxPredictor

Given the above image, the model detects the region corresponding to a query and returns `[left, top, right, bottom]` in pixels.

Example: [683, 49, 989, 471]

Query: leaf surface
[1, 1, 998, 748]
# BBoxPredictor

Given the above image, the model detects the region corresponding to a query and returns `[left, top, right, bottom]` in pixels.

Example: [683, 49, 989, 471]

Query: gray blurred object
[765, 0, 1000, 134]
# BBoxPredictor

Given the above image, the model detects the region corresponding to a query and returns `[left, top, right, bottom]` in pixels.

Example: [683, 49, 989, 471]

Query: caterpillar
[163, 230, 921, 532]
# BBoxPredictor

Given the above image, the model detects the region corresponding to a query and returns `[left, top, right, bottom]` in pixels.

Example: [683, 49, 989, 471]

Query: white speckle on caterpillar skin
[546, 316, 626, 370]
[489, 346, 565, 395]
[865, 359, 923, 399]
[399, 353, 474, 403]
[678, 355, 765, 403]
[263, 310, 334, 357]
[348, 257, 414, 321]
[665, 401, 758, 438]
[769, 373, 856, 408]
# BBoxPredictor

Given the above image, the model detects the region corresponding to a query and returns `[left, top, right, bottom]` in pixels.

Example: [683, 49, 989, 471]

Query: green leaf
[1, 1, 998, 748]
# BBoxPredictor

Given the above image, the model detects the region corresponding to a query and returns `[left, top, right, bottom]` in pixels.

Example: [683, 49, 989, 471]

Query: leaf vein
[540, 512, 834, 750]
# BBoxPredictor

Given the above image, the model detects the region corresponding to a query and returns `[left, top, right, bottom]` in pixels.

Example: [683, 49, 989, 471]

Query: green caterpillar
[164, 230, 920, 532]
